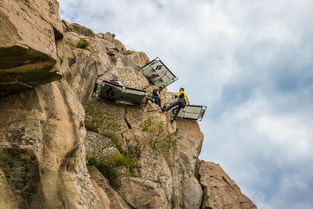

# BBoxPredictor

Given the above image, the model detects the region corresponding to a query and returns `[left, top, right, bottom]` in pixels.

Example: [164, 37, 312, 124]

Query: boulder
[198, 161, 258, 209]
[88, 166, 130, 209]
[63, 20, 95, 37]
[85, 131, 120, 157]
[0, 81, 104, 209]
[60, 31, 98, 105]
[164, 120, 204, 209]
[0, 0, 63, 96]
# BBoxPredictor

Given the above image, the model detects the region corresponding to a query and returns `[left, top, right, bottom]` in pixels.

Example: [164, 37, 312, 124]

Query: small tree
[141, 117, 176, 152]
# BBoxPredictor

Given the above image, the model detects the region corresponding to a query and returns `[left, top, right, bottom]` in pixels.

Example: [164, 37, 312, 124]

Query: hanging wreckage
[94, 81, 207, 120]
[94, 57, 177, 105]
[93, 58, 206, 121]
[140, 57, 178, 88]
[94, 80, 149, 105]
[172, 105, 207, 121]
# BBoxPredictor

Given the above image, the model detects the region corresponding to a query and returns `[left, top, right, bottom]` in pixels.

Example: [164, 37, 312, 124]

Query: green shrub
[87, 153, 121, 187]
[85, 102, 139, 182]
[101, 132, 123, 152]
[141, 117, 176, 152]
[87, 152, 137, 187]
[76, 38, 90, 50]
[122, 50, 134, 55]
[111, 153, 136, 170]
[67, 40, 76, 47]
[85, 102, 122, 151]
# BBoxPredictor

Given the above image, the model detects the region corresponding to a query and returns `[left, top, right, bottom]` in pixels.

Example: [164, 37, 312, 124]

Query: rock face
[0, 1, 257, 208]
[198, 161, 257, 209]
[0, 81, 104, 209]
[0, 0, 63, 96]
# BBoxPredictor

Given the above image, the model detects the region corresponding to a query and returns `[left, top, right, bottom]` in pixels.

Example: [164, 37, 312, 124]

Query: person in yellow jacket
[162, 87, 188, 122]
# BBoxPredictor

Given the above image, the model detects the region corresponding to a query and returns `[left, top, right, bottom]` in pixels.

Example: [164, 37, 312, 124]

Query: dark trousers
[164, 99, 186, 120]
[152, 96, 161, 107]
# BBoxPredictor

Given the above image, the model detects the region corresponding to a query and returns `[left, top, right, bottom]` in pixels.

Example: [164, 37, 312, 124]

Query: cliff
[0, 1, 257, 209]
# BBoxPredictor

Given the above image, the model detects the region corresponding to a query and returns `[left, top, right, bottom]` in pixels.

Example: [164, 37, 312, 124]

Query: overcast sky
[58, 0, 313, 208]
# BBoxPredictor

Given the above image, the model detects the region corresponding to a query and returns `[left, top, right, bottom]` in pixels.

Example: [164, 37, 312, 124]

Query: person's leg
[164, 100, 179, 111]
[171, 100, 186, 121]
[155, 98, 160, 106]
[152, 96, 162, 108]
[173, 106, 182, 121]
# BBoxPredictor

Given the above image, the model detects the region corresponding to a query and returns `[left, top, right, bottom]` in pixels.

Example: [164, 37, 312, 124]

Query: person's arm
[186, 96, 190, 105]
[177, 91, 183, 98]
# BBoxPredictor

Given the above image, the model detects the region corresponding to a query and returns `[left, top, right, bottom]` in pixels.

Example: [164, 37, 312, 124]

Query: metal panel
[96, 81, 148, 104]
[174, 105, 207, 121]
[140, 58, 178, 88]
[99, 82, 123, 100]
[122, 88, 147, 104]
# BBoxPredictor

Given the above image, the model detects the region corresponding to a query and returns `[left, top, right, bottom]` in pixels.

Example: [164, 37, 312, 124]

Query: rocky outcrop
[0, 0, 63, 96]
[198, 161, 257, 209]
[0, 169, 17, 209]
[0, 81, 105, 209]
[58, 21, 149, 105]
[166, 120, 203, 209]
[88, 166, 130, 209]
[0, 1, 257, 208]
[63, 20, 95, 37]
[83, 93, 203, 209]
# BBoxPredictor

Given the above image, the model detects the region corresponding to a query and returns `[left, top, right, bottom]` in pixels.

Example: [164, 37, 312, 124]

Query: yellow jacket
[177, 90, 188, 101]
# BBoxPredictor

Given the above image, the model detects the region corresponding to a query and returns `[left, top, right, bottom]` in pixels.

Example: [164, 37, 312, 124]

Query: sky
[58, 0, 313, 208]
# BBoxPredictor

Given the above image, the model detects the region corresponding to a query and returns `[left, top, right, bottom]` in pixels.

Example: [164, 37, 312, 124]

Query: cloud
[200, 95, 313, 209]
[58, 0, 313, 208]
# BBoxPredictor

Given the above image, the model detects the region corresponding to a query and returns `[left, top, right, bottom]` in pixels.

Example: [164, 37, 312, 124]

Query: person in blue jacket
[150, 87, 163, 107]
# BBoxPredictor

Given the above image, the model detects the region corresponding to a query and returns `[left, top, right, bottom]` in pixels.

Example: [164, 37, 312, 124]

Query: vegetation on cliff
[141, 117, 176, 152]
[85, 101, 138, 187]
[76, 38, 90, 50]
[87, 152, 136, 187]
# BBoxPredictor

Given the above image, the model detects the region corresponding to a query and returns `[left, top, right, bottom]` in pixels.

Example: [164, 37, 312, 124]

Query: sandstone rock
[198, 161, 257, 209]
[89, 40, 149, 89]
[0, 0, 63, 96]
[63, 20, 95, 37]
[95, 32, 127, 54]
[85, 131, 120, 158]
[165, 120, 204, 209]
[88, 166, 130, 209]
[0, 169, 17, 209]
[88, 98, 204, 209]
[59, 21, 150, 104]
[60, 32, 98, 105]
[0, 81, 104, 209]
[118, 177, 169, 209]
